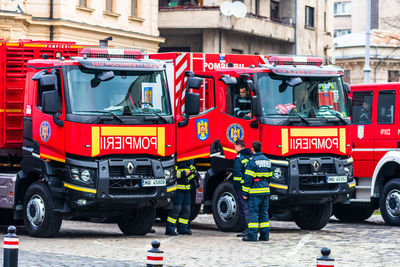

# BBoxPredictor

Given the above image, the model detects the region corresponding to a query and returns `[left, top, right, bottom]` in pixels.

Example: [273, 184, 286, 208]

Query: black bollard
[3, 226, 19, 267]
[146, 240, 164, 267]
[316, 247, 334, 267]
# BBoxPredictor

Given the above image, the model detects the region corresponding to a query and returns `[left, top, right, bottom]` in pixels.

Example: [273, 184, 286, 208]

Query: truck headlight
[273, 167, 282, 179]
[70, 167, 95, 185]
[164, 167, 176, 184]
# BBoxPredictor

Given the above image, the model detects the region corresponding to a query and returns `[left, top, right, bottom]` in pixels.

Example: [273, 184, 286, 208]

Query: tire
[380, 178, 400, 226]
[271, 210, 293, 221]
[90, 216, 116, 223]
[333, 203, 374, 222]
[212, 181, 242, 232]
[293, 202, 332, 230]
[155, 207, 168, 223]
[23, 182, 62, 238]
[117, 207, 155, 235]
[190, 204, 201, 221]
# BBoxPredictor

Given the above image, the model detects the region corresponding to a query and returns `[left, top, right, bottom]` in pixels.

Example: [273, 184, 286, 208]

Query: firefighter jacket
[242, 152, 272, 197]
[233, 148, 253, 186]
[234, 95, 251, 118]
[176, 160, 198, 190]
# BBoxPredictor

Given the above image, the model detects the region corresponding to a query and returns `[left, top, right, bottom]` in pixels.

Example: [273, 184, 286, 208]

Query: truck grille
[298, 163, 336, 175]
[109, 177, 156, 196]
[109, 166, 153, 177]
[299, 175, 338, 191]
[108, 164, 154, 196]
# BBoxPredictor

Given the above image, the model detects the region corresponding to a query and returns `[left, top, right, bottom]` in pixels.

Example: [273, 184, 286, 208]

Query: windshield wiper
[77, 110, 124, 123]
[144, 111, 168, 123]
[289, 113, 310, 124]
[329, 111, 347, 124]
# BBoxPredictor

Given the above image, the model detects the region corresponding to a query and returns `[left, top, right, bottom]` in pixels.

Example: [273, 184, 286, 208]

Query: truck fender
[371, 151, 400, 198]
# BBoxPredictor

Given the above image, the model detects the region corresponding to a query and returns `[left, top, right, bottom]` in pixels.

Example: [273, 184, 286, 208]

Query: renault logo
[313, 160, 321, 172]
[127, 162, 135, 174]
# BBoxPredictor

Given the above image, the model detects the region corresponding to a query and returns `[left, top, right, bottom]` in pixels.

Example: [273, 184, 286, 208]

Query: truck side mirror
[347, 96, 353, 116]
[220, 75, 237, 85]
[39, 74, 57, 90]
[42, 90, 58, 114]
[187, 77, 203, 89]
[185, 92, 200, 116]
[252, 95, 260, 117]
[343, 83, 351, 94]
[247, 80, 256, 92]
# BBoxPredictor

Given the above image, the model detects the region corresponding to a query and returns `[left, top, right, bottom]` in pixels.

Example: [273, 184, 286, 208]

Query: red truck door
[373, 89, 398, 163]
[32, 70, 65, 162]
[176, 75, 218, 161]
[351, 90, 375, 177]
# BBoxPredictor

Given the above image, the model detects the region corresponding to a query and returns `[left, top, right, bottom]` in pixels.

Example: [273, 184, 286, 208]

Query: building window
[305, 6, 314, 28]
[231, 49, 243, 54]
[334, 29, 351, 37]
[388, 71, 399, 82]
[79, 0, 87, 7]
[334, 2, 351, 15]
[343, 70, 351, 84]
[132, 0, 137, 16]
[270, 1, 280, 21]
[159, 0, 201, 7]
[371, 0, 379, 29]
[105, 0, 113, 11]
[377, 90, 395, 124]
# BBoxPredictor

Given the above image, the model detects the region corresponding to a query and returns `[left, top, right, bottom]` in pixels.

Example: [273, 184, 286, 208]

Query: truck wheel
[117, 207, 155, 235]
[212, 181, 242, 232]
[190, 204, 201, 221]
[380, 178, 400, 226]
[333, 203, 374, 222]
[23, 182, 62, 238]
[293, 202, 332, 230]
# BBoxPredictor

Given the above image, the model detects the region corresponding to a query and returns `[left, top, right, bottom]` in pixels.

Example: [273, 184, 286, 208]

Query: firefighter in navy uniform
[165, 159, 199, 235]
[242, 141, 272, 242]
[233, 139, 253, 237]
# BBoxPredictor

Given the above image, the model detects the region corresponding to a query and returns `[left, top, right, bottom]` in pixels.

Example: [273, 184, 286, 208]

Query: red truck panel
[0, 40, 83, 151]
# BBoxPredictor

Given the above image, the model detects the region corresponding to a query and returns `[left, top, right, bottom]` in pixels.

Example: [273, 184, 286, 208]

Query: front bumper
[62, 156, 176, 210]
[269, 156, 355, 204]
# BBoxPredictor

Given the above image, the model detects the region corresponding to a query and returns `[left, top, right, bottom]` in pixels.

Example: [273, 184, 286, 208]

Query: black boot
[165, 229, 179, 236]
[178, 229, 192, 235]
[242, 236, 257, 242]
[236, 229, 248, 237]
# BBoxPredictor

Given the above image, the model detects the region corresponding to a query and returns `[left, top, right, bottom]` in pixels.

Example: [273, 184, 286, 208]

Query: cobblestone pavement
[1, 214, 399, 266]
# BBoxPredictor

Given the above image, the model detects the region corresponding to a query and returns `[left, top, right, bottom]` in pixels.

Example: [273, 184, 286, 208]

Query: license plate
[327, 175, 347, 183]
[142, 179, 166, 187]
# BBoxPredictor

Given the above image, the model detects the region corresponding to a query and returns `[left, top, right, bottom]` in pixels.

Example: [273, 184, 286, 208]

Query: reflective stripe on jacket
[233, 148, 253, 185]
[242, 152, 272, 197]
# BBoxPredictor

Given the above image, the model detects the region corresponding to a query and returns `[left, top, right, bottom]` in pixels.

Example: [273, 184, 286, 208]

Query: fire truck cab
[0, 41, 176, 237]
[152, 53, 356, 231]
[333, 83, 400, 226]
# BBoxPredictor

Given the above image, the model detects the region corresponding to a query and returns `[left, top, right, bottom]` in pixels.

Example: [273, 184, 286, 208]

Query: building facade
[158, 0, 334, 61]
[333, 0, 400, 84]
[0, 0, 163, 52]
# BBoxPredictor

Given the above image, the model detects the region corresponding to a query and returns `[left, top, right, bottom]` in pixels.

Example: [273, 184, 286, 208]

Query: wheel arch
[372, 151, 400, 198]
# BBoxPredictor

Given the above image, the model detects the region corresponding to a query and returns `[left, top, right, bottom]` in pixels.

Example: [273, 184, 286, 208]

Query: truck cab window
[352, 91, 373, 124]
[377, 90, 395, 124]
[228, 85, 252, 119]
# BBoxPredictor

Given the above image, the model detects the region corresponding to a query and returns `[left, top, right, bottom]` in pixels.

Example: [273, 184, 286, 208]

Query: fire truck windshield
[256, 73, 348, 120]
[65, 66, 171, 117]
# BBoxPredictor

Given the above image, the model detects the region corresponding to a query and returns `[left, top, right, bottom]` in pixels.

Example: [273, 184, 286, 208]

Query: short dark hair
[234, 139, 245, 148]
[252, 141, 262, 152]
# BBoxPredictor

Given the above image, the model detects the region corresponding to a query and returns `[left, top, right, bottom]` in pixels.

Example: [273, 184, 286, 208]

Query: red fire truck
[333, 83, 400, 226]
[151, 52, 356, 231]
[0, 40, 176, 237]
